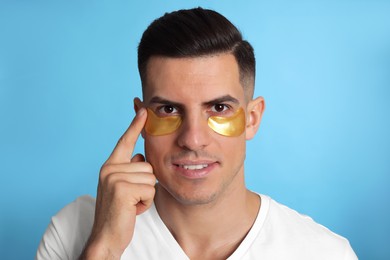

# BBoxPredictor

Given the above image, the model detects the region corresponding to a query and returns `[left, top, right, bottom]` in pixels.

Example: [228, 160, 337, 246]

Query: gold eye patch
[145, 108, 182, 136]
[207, 107, 245, 137]
[145, 107, 245, 137]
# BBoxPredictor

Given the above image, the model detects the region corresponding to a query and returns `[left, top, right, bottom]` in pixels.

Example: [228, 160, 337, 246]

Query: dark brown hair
[138, 7, 255, 98]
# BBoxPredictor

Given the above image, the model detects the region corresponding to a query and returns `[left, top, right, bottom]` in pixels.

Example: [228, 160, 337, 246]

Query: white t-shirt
[36, 194, 358, 260]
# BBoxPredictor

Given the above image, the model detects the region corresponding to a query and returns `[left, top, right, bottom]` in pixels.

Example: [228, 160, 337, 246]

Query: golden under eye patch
[207, 108, 245, 137]
[145, 108, 182, 136]
[145, 108, 245, 137]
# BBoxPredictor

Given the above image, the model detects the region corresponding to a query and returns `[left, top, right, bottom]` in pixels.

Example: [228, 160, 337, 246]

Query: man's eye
[211, 104, 229, 113]
[158, 105, 178, 115]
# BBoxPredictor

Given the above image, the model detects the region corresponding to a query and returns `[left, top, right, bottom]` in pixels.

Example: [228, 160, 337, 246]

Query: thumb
[131, 153, 145, 163]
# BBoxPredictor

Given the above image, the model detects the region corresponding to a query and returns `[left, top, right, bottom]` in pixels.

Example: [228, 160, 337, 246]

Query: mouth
[177, 164, 209, 170]
[172, 160, 218, 179]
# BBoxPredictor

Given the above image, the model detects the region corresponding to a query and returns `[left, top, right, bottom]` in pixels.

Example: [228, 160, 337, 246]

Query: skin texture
[81, 53, 265, 259]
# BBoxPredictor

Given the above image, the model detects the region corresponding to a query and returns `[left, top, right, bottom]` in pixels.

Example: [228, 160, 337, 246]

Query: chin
[163, 183, 221, 206]
[175, 192, 218, 206]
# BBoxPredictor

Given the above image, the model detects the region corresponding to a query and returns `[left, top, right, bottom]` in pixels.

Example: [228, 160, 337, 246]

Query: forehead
[143, 54, 244, 104]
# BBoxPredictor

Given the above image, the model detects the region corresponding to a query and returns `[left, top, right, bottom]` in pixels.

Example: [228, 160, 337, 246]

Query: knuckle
[146, 185, 156, 194]
[99, 164, 113, 181]
[118, 135, 135, 148]
[117, 136, 126, 145]
[143, 163, 154, 173]
[105, 172, 117, 186]
[148, 174, 157, 184]
[144, 184, 156, 196]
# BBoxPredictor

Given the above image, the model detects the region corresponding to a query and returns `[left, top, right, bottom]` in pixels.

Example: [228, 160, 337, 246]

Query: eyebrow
[149, 96, 183, 109]
[149, 95, 239, 108]
[202, 95, 240, 107]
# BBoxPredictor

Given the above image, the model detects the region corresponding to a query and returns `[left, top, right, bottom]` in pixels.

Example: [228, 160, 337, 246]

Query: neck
[154, 175, 260, 259]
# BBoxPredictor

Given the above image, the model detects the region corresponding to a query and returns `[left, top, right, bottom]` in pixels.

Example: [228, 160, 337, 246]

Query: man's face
[142, 54, 251, 205]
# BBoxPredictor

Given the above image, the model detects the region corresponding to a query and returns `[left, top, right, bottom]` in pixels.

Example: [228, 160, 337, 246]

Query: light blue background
[1, 0, 389, 259]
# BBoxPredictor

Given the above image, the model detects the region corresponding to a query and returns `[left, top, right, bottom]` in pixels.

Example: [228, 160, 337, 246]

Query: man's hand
[81, 108, 156, 259]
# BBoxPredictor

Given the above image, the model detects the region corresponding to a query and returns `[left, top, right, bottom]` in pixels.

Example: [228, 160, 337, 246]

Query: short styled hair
[138, 7, 256, 99]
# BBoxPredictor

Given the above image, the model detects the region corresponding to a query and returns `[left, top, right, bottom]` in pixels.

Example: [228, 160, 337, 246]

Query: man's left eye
[211, 104, 229, 113]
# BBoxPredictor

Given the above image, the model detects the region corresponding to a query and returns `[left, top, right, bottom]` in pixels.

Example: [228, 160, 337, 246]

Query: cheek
[144, 136, 172, 165]
[144, 136, 177, 181]
[216, 134, 246, 159]
[144, 138, 158, 163]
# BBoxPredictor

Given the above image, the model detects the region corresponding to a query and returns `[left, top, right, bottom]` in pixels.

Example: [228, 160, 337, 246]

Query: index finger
[106, 108, 147, 164]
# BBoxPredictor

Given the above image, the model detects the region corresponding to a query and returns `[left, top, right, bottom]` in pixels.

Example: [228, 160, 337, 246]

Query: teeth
[181, 164, 208, 170]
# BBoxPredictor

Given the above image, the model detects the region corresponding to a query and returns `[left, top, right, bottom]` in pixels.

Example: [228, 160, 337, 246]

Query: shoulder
[36, 195, 95, 260]
[50, 195, 95, 241]
[265, 196, 344, 240]
[53, 195, 95, 227]
[257, 195, 357, 259]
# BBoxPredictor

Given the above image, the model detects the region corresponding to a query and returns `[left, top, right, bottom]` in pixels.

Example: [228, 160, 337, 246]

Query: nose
[176, 111, 211, 151]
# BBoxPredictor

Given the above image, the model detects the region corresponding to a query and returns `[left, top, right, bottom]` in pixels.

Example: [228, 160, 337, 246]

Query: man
[37, 7, 357, 260]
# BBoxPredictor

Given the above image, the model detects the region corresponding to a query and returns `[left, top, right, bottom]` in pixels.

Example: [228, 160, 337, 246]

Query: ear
[133, 97, 146, 138]
[245, 96, 265, 140]
[134, 97, 143, 113]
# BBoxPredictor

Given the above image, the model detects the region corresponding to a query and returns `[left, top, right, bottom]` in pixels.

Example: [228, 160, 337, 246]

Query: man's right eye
[157, 105, 178, 115]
